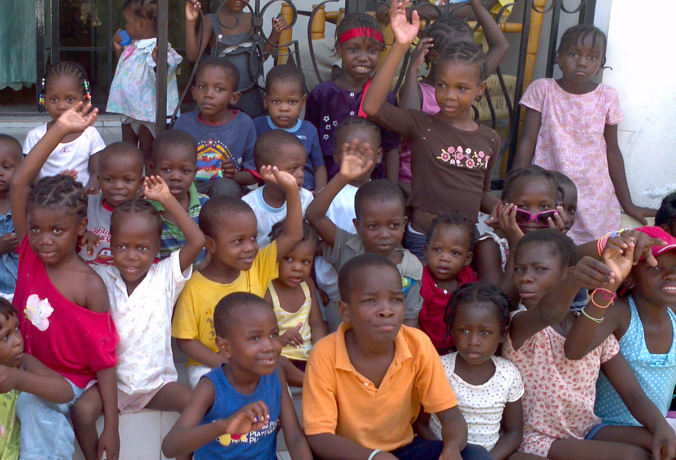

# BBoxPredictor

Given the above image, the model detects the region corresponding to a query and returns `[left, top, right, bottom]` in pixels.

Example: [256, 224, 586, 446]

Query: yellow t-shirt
[171, 242, 279, 366]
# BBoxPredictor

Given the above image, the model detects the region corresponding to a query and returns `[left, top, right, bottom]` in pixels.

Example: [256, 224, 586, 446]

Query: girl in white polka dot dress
[417, 283, 524, 460]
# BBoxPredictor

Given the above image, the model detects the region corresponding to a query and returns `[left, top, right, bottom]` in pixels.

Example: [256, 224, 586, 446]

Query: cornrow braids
[503, 165, 561, 204]
[515, 228, 578, 269]
[445, 283, 511, 336]
[656, 192, 676, 230]
[556, 24, 607, 68]
[0, 297, 17, 322]
[28, 175, 87, 221]
[334, 13, 385, 52]
[111, 199, 163, 239]
[123, 0, 158, 23]
[269, 219, 318, 245]
[437, 41, 488, 83]
[425, 16, 473, 56]
[41, 61, 91, 105]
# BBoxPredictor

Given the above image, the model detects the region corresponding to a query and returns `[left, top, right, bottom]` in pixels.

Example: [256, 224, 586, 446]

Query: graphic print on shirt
[196, 138, 240, 182]
[24, 294, 53, 331]
[437, 146, 490, 170]
[90, 227, 113, 265]
[218, 420, 279, 447]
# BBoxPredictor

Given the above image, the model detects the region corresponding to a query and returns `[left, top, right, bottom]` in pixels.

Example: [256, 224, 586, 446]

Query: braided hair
[425, 16, 473, 56]
[111, 199, 163, 239]
[28, 175, 87, 221]
[656, 192, 676, 231]
[40, 61, 91, 105]
[437, 41, 487, 83]
[556, 24, 607, 68]
[502, 165, 561, 203]
[334, 13, 385, 52]
[0, 297, 17, 323]
[123, 0, 158, 27]
[445, 283, 512, 336]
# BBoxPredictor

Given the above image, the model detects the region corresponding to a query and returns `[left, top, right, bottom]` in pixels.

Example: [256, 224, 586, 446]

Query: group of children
[0, 0, 675, 459]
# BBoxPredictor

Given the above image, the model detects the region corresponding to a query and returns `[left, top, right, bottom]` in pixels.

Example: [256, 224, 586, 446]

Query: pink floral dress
[520, 78, 624, 244]
[502, 321, 619, 457]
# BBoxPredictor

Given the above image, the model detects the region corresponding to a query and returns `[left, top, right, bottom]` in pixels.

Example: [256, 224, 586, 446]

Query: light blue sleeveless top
[595, 296, 676, 425]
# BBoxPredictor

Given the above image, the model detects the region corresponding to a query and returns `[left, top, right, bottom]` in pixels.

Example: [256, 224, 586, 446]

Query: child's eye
[197, 84, 206, 90]
[367, 224, 378, 230]
[589, 55, 598, 60]
[389, 223, 401, 229]
[369, 48, 379, 54]
[648, 266, 661, 272]
[116, 244, 127, 250]
[53, 228, 63, 235]
[535, 266, 548, 272]
[182, 169, 192, 174]
[458, 328, 469, 334]
[289, 100, 298, 105]
[451, 250, 460, 256]
[302, 259, 312, 265]
[392, 296, 404, 303]
[67, 97, 75, 103]
[270, 332, 279, 339]
[481, 330, 492, 335]
[514, 267, 524, 273]
[249, 335, 259, 342]
[348, 47, 358, 53]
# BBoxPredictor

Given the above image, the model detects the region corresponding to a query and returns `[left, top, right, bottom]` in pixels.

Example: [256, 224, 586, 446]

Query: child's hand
[221, 159, 236, 180]
[85, 177, 99, 195]
[496, 202, 524, 247]
[54, 102, 98, 135]
[338, 139, 376, 182]
[0, 233, 18, 255]
[112, 28, 124, 53]
[0, 365, 17, 394]
[624, 204, 657, 226]
[439, 447, 463, 460]
[389, 0, 420, 46]
[185, 0, 202, 22]
[281, 323, 304, 348]
[601, 236, 635, 284]
[621, 229, 666, 267]
[143, 175, 172, 203]
[410, 37, 433, 72]
[58, 169, 79, 180]
[80, 231, 101, 258]
[220, 401, 271, 436]
[272, 15, 287, 34]
[652, 423, 676, 460]
[97, 426, 120, 460]
[546, 205, 567, 232]
[260, 166, 299, 193]
[572, 256, 618, 290]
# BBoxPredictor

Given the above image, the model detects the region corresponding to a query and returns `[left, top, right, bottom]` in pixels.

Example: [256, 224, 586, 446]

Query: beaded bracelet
[590, 288, 616, 309]
[597, 228, 629, 257]
[581, 307, 603, 324]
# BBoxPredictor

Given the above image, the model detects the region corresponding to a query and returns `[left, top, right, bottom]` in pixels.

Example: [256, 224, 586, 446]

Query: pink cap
[634, 226, 676, 257]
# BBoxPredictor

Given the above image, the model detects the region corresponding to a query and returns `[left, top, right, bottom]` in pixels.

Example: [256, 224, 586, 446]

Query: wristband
[581, 307, 603, 324]
[368, 449, 382, 460]
[590, 288, 616, 309]
[597, 228, 630, 257]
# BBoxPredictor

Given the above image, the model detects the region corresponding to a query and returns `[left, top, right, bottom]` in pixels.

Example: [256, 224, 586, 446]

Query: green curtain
[0, 0, 37, 90]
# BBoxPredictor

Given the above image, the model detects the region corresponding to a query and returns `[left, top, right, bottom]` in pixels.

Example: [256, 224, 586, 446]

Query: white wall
[601, 0, 676, 207]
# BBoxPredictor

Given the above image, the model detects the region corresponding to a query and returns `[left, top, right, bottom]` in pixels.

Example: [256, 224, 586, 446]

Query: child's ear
[338, 300, 351, 324]
[353, 217, 360, 233]
[205, 235, 217, 254]
[78, 217, 88, 237]
[301, 94, 308, 110]
[230, 91, 242, 105]
[148, 161, 156, 174]
[375, 147, 383, 165]
[262, 92, 269, 110]
[215, 336, 232, 360]
[476, 80, 487, 99]
[465, 251, 473, 266]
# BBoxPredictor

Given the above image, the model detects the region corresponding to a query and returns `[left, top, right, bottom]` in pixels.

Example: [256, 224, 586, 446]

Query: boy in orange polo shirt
[302, 254, 493, 460]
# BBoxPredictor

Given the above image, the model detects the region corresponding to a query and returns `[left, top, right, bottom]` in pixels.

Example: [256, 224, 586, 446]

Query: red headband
[338, 27, 384, 45]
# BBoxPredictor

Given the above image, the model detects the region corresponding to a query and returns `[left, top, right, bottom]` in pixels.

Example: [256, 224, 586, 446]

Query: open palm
[389, 0, 420, 46]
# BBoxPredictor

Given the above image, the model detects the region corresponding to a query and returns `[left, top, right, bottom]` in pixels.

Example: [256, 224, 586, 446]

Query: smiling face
[337, 36, 382, 82]
[151, 144, 197, 200]
[425, 224, 473, 282]
[43, 74, 85, 121]
[339, 264, 405, 345]
[27, 206, 86, 266]
[99, 155, 143, 208]
[506, 177, 559, 234]
[264, 80, 306, 130]
[277, 240, 316, 288]
[627, 252, 676, 307]
[557, 33, 604, 89]
[434, 61, 485, 121]
[208, 210, 259, 271]
[0, 314, 23, 368]
[513, 241, 567, 309]
[451, 302, 503, 367]
[354, 198, 407, 258]
[110, 213, 161, 291]
[191, 65, 240, 124]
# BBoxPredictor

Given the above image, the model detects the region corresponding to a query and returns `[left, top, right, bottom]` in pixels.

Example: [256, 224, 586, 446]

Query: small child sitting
[306, 141, 422, 329]
[173, 57, 257, 197]
[242, 130, 314, 247]
[150, 129, 209, 264]
[303, 254, 492, 460]
[254, 64, 326, 192]
[264, 221, 328, 387]
[0, 299, 74, 460]
[0, 135, 21, 299]
[419, 214, 477, 354]
[172, 166, 304, 388]
[163, 292, 312, 459]
[81, 142, 144, 265]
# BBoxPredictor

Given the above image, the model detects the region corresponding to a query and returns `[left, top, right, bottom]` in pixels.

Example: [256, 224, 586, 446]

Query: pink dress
[399, 82, 440, 184]
[520, 78, 623, 244]
[502, 322, 619, 457]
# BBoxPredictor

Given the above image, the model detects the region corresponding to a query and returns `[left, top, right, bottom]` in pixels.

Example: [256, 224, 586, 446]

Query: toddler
[242, 130, 314, 247]
[0, 135, 21, 299]
[23, 62, 105, 191]
[254, 64, 326, 192]
[173, 57, 257, 198]
[264, 221, 328, 387]
[108, 0, 182, 165]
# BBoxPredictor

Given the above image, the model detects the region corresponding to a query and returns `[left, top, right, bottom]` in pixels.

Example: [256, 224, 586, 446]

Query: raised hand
[185, 0, 202, 22]
[546, 205, 567, 232]
[571, 256, 617, 290]
[221, 401, 271, 436]
[338, 139, 376, 182]
[602, 236, 635, 284]
[260, 165, 299, 193]
[280, 322, 304, 348]
[389, 0, 420, 46]
[410, 37, 434, 72]
[621, 229, 666, 266]
[142, 175, 172, 203]
[54, 102, 98, 135]
[496, 202, 524, 248]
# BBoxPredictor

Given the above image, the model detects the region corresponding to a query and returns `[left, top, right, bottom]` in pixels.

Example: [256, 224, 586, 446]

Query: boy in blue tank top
[162, 292, 312, 460]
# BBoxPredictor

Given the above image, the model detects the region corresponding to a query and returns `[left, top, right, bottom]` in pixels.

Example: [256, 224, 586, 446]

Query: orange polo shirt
[302, 322, 457, 451]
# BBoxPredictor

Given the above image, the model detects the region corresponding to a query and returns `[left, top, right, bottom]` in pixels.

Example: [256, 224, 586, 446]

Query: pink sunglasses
[514, 208, 558, 227]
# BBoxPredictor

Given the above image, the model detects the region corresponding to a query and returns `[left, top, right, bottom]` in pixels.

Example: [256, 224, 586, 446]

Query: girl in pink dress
[513, 24, 654, 245]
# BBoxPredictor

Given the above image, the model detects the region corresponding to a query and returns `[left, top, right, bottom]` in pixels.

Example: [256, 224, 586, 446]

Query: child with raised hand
[107, 0, 182, 166]
[419, 214, 477, 354]
[0, 299, 75, 460]
[254, 64, 327, 192]
[10, 103, 120, 460]
[306, 140, 423, 330]
[149, 130, 209, 264]
[303, 254, 493, 460]
[242, 130, 314, 248]
[173, 57, 258, 198]
[172, 166, 304, 388]
[0, 136, 22, 299]
[74, 176, 204, 455]
[416, 283, 523, 460]
[264, 221, 328, 387]
[185, 0, 287, 118]
[305, 13, 401, 181]
[656, 192, 676, 236]
[513, 24, 654, 244]
[81, 142, 144, 265]
[163, 292, 312, 459]
[504, 229, 676, 460]
[565, 227, 676, 446]
[363, 0, 500, 261]
[23, 62, 105, 191]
